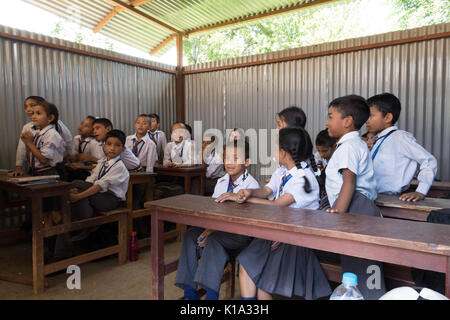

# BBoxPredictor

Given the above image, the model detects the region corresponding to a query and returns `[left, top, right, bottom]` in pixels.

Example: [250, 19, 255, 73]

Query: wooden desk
[0, 174, 71, 294]
[376, 194, 450, 222]
[408, 180, 450, 198]
[146, 194, 450, 300]
[154, 165, 206, 240]
[154, 165, 205, 196]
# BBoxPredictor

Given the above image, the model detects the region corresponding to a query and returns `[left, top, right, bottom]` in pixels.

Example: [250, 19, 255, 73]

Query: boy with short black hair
[54, 130, 130, 260]
[325, 94, 386, 300]
[366, 93, 437, 202]
[78, 118, 140, 170]
[148, 113, 167, 164]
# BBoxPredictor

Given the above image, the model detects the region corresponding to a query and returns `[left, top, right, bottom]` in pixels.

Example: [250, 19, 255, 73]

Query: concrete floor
[0, 240, 240, 300]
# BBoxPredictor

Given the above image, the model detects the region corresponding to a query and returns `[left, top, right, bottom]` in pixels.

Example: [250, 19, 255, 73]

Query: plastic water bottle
[129, 231, 139, 262]
[330, 272, 364, 300]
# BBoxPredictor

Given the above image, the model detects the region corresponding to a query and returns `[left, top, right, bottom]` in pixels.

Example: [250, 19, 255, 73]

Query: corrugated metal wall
[0, 25, 176, 170]
[185, 23, 450, 183]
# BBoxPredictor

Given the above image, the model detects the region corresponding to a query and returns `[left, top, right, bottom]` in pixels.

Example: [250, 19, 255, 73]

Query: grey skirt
[237, 239, 332, 300]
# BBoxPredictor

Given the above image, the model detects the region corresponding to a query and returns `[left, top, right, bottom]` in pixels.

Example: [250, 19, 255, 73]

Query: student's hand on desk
[236, 189, 252, 203]
[77, 153, 91, 163]
[214, 192, 237, 203]
[165, 162, 174, 168]
[197, 229, 214, 247]
[173, 163, 183, 168]
[8, 167, 24, 177]
[326, 208, 341, 213]
[399, 191, 425, 202]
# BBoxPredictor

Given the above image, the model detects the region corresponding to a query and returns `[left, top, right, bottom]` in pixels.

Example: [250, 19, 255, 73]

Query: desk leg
[145, 177, 154, 201]
[151, 210, 165, 300]
[31, 194, 45, 294]
[199, 174, 205, 196]
[446, 257, 450, 298]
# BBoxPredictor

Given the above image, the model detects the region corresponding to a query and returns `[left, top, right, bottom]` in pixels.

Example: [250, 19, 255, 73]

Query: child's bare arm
[327, 168, 356, 213]
[70, 184, 102, 203]
[246, 193, 294, 207]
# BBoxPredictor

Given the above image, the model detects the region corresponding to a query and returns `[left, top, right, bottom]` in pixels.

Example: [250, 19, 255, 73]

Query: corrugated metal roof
[22, 0, 331, 57]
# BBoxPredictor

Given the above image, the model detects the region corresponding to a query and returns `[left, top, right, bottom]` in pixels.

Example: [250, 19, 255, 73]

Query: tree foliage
[183, 0, 450, 65]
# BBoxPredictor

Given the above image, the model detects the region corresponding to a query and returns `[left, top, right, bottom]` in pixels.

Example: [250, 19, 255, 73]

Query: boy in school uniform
[11, 96, 73, 177]
[175, 139, 259, 300]
[365, 93, 437, 202]
[126, 114, 157, 236]
[148, 113, 167, 165]
[78, 118, 141, 171]
[325, 94, 386, 300]
[314, 129, 337, 210]
[163, 123, 198, 167]
[63, 116, 97, 181]
[200, 135, 226, 196]
[126, 114, 157, 173]
[53, 130, 130, 260]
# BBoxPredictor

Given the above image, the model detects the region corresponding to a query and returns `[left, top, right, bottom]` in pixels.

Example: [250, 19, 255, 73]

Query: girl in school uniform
[217, 127, 331, 300]
[175, 139, 259, 300]
[20, 101, 65, 176]
[11, 96, 72, 177]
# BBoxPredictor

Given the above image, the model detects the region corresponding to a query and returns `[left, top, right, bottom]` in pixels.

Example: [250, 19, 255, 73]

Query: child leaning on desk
[323, 94, 386, 299]
[217, 127, 332, 301]
[365, 93, 437, 202]
[175, 139, 259, 300]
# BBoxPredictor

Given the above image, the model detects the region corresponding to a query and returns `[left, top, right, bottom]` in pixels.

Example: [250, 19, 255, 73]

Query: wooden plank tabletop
[0, 173, 70, 193]
[375, 193, 450, 212]
[409, 179, 450, 191]
[154, 165, 205, 173]
[146, 194, 450, 256]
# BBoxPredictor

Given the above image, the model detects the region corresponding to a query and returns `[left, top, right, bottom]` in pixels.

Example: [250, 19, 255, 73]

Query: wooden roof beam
[94, 0, 166, 33]
[150, 34, 177, 55]
[106, 0, 182, 34]
[186, 0, 338, 36]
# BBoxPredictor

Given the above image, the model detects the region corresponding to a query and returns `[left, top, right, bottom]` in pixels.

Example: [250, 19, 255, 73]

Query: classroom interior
[0, 0, 449, 300]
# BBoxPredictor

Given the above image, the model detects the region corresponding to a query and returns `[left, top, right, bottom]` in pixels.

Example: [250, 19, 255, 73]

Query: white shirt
[314, 151, 328, 168]
[72, 135, 96, 157]
[86, 155, 129, 200]
[30, 124, 65, 169]
[325, 131, 377, 207]
[148, 130, 167, 164]
[212, 169, 260, 198]
[163, 139, 198, 166]
[266, 163, 320, 209]
[92, 140, 140, 171]
[370, 126, 437, 195]
[126, 133, 157, 172]
[16, 120, 72, 166]
[202, 146, 225, 179]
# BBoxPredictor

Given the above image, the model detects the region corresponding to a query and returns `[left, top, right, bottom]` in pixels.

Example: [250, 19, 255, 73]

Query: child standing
[148, 113, 167, 165]
[20, 101, 65, 176]
[325, 94, 386, 299]
[11, 96, 72, 177]
[175, 139, 259, 300]
[218, 127, 331, 300]
[366, 93, 437, 202]
[126, 114, 157, 172]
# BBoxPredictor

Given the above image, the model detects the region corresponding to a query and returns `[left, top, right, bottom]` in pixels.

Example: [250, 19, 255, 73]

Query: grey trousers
[175, 227, 252, 293]
[54, 180, 120, 259]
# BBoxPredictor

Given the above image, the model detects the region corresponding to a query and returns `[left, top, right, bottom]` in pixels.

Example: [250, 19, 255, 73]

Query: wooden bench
[43, 207, 129, 276]
[0, 174, 129, 293]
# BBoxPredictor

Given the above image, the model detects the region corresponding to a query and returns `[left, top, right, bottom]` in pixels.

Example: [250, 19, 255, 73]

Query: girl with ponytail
[216, 127, 331, 301]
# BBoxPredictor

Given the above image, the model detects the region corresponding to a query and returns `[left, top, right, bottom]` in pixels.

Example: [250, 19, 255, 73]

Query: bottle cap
[342, 272, 357, 286]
